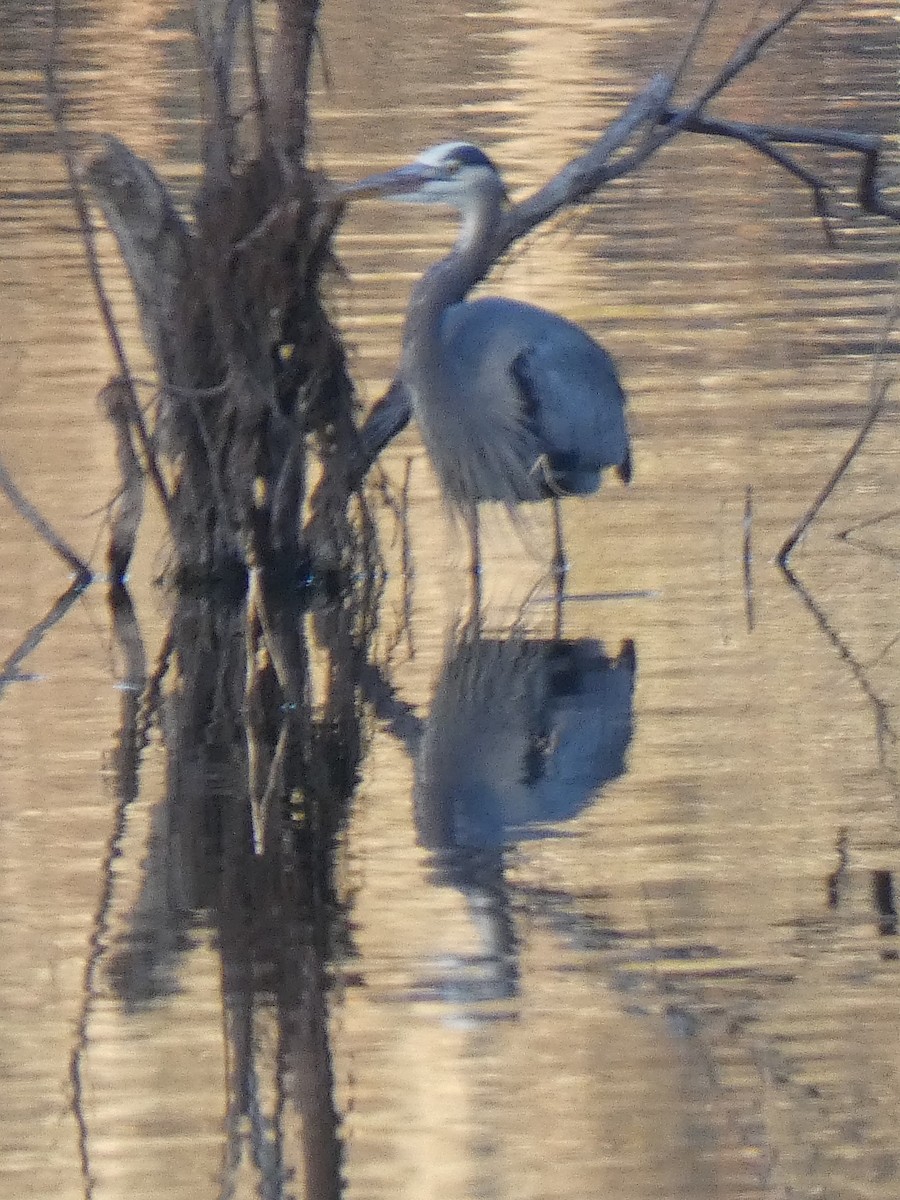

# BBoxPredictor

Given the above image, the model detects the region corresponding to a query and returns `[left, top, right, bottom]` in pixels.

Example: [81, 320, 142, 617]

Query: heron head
[342, 142, 508, 210]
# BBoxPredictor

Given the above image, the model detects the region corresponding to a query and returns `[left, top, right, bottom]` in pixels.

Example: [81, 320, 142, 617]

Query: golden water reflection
[1, 1, 899, 1198]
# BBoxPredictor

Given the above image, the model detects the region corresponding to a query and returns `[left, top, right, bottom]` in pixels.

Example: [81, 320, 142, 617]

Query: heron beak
[338, 162, 440, 200]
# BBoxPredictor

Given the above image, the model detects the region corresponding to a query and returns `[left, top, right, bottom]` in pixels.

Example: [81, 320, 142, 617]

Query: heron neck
[403, 189, 501, 360]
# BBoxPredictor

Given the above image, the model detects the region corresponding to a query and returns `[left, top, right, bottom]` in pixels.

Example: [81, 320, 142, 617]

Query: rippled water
[1, 2, 899, 1198]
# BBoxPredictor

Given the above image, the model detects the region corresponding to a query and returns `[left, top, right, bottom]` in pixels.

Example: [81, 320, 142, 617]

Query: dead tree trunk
[80, 0, 357, 590]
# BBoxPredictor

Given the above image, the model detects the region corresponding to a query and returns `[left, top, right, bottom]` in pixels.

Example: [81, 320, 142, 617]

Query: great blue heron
[345, 141, 631, 579]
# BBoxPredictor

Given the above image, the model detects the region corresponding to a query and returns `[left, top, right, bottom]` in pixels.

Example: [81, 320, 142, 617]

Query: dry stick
[781, 283, 899, 562]
[44, 2, 173, 524]
[669, 0, 721, 93]
[664, 0, 816, 138]
[840, 505, 900, 541]
[623, 1, 818, 173]
[204, 0, 248, 179]
[270, 0, 321, 159]
[100, 378, 144, 582]
[660, 110, 900, 225]
[246, 0, 270, 150]
[840, 538, 900, 566]
[868, 627, 900, 670]
[673, 113, 837, 242]
[777, 380, 891, 566]
[778, 262, 899, 565]
[0, 452, 91, 583]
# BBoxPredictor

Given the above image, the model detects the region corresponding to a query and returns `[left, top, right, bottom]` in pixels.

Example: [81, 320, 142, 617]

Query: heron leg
[466, 503, 482, 622]
[551, 497, 568, 583]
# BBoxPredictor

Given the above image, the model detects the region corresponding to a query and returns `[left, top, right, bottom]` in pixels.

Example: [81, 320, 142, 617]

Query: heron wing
[438, 297, 630, 503]
[511, 327, 630, 493]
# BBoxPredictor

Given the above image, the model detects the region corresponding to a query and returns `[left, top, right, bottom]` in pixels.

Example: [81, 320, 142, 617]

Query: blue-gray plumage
[345, 141, 631, 575]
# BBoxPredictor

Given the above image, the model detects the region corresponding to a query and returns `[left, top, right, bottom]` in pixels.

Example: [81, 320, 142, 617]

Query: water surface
[1, 2, 899, 1198]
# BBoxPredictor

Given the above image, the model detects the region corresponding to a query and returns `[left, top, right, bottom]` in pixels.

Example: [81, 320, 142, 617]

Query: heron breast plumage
[404, 295, 629, 509]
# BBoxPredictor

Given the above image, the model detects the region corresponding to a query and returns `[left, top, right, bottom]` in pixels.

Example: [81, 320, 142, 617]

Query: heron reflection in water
[345, 142, 631, 583]
[412, 628, 636, 1005]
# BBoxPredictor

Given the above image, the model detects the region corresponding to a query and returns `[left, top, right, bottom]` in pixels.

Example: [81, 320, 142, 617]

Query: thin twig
[839, 505, 900, 541]
[827, 284, 900, 552]
[668, 109, 837, 242]
[497, 1, 819, 256]
[671, 0, 814, 128]
[778, 380, 891, 566]
[669, 0, 720, 94]
[659, 108, 900, 230]
[743, 485, 754, 633]
[44, 0, 173, 522]
[0, 451, 92, 583]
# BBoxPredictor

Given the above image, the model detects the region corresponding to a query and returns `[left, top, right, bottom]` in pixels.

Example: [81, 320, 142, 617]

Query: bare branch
[662, 107, 837, 241]
[670, 0, 720, 94]
[777, 379, 892, 567]
[496, 0, 819, 257]
[658, 108, 900, 225]
[496, 73, 674, 252]
[100, 378, 145, 584]
[0, 583, 86, 696]
[270, 0, 321, 160]
[666, 0, 816, 136]
[781, 563, 898, 799]
[203, 0, 249, 180]
[43, 0, 173, 522]
[0, 452, 92, 584]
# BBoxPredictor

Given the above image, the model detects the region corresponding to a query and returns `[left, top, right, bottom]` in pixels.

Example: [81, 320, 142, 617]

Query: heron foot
[551, 552, 569, 582]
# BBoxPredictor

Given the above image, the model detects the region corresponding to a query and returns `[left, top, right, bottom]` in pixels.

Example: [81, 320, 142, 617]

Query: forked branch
[495, 0, 826, 259]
